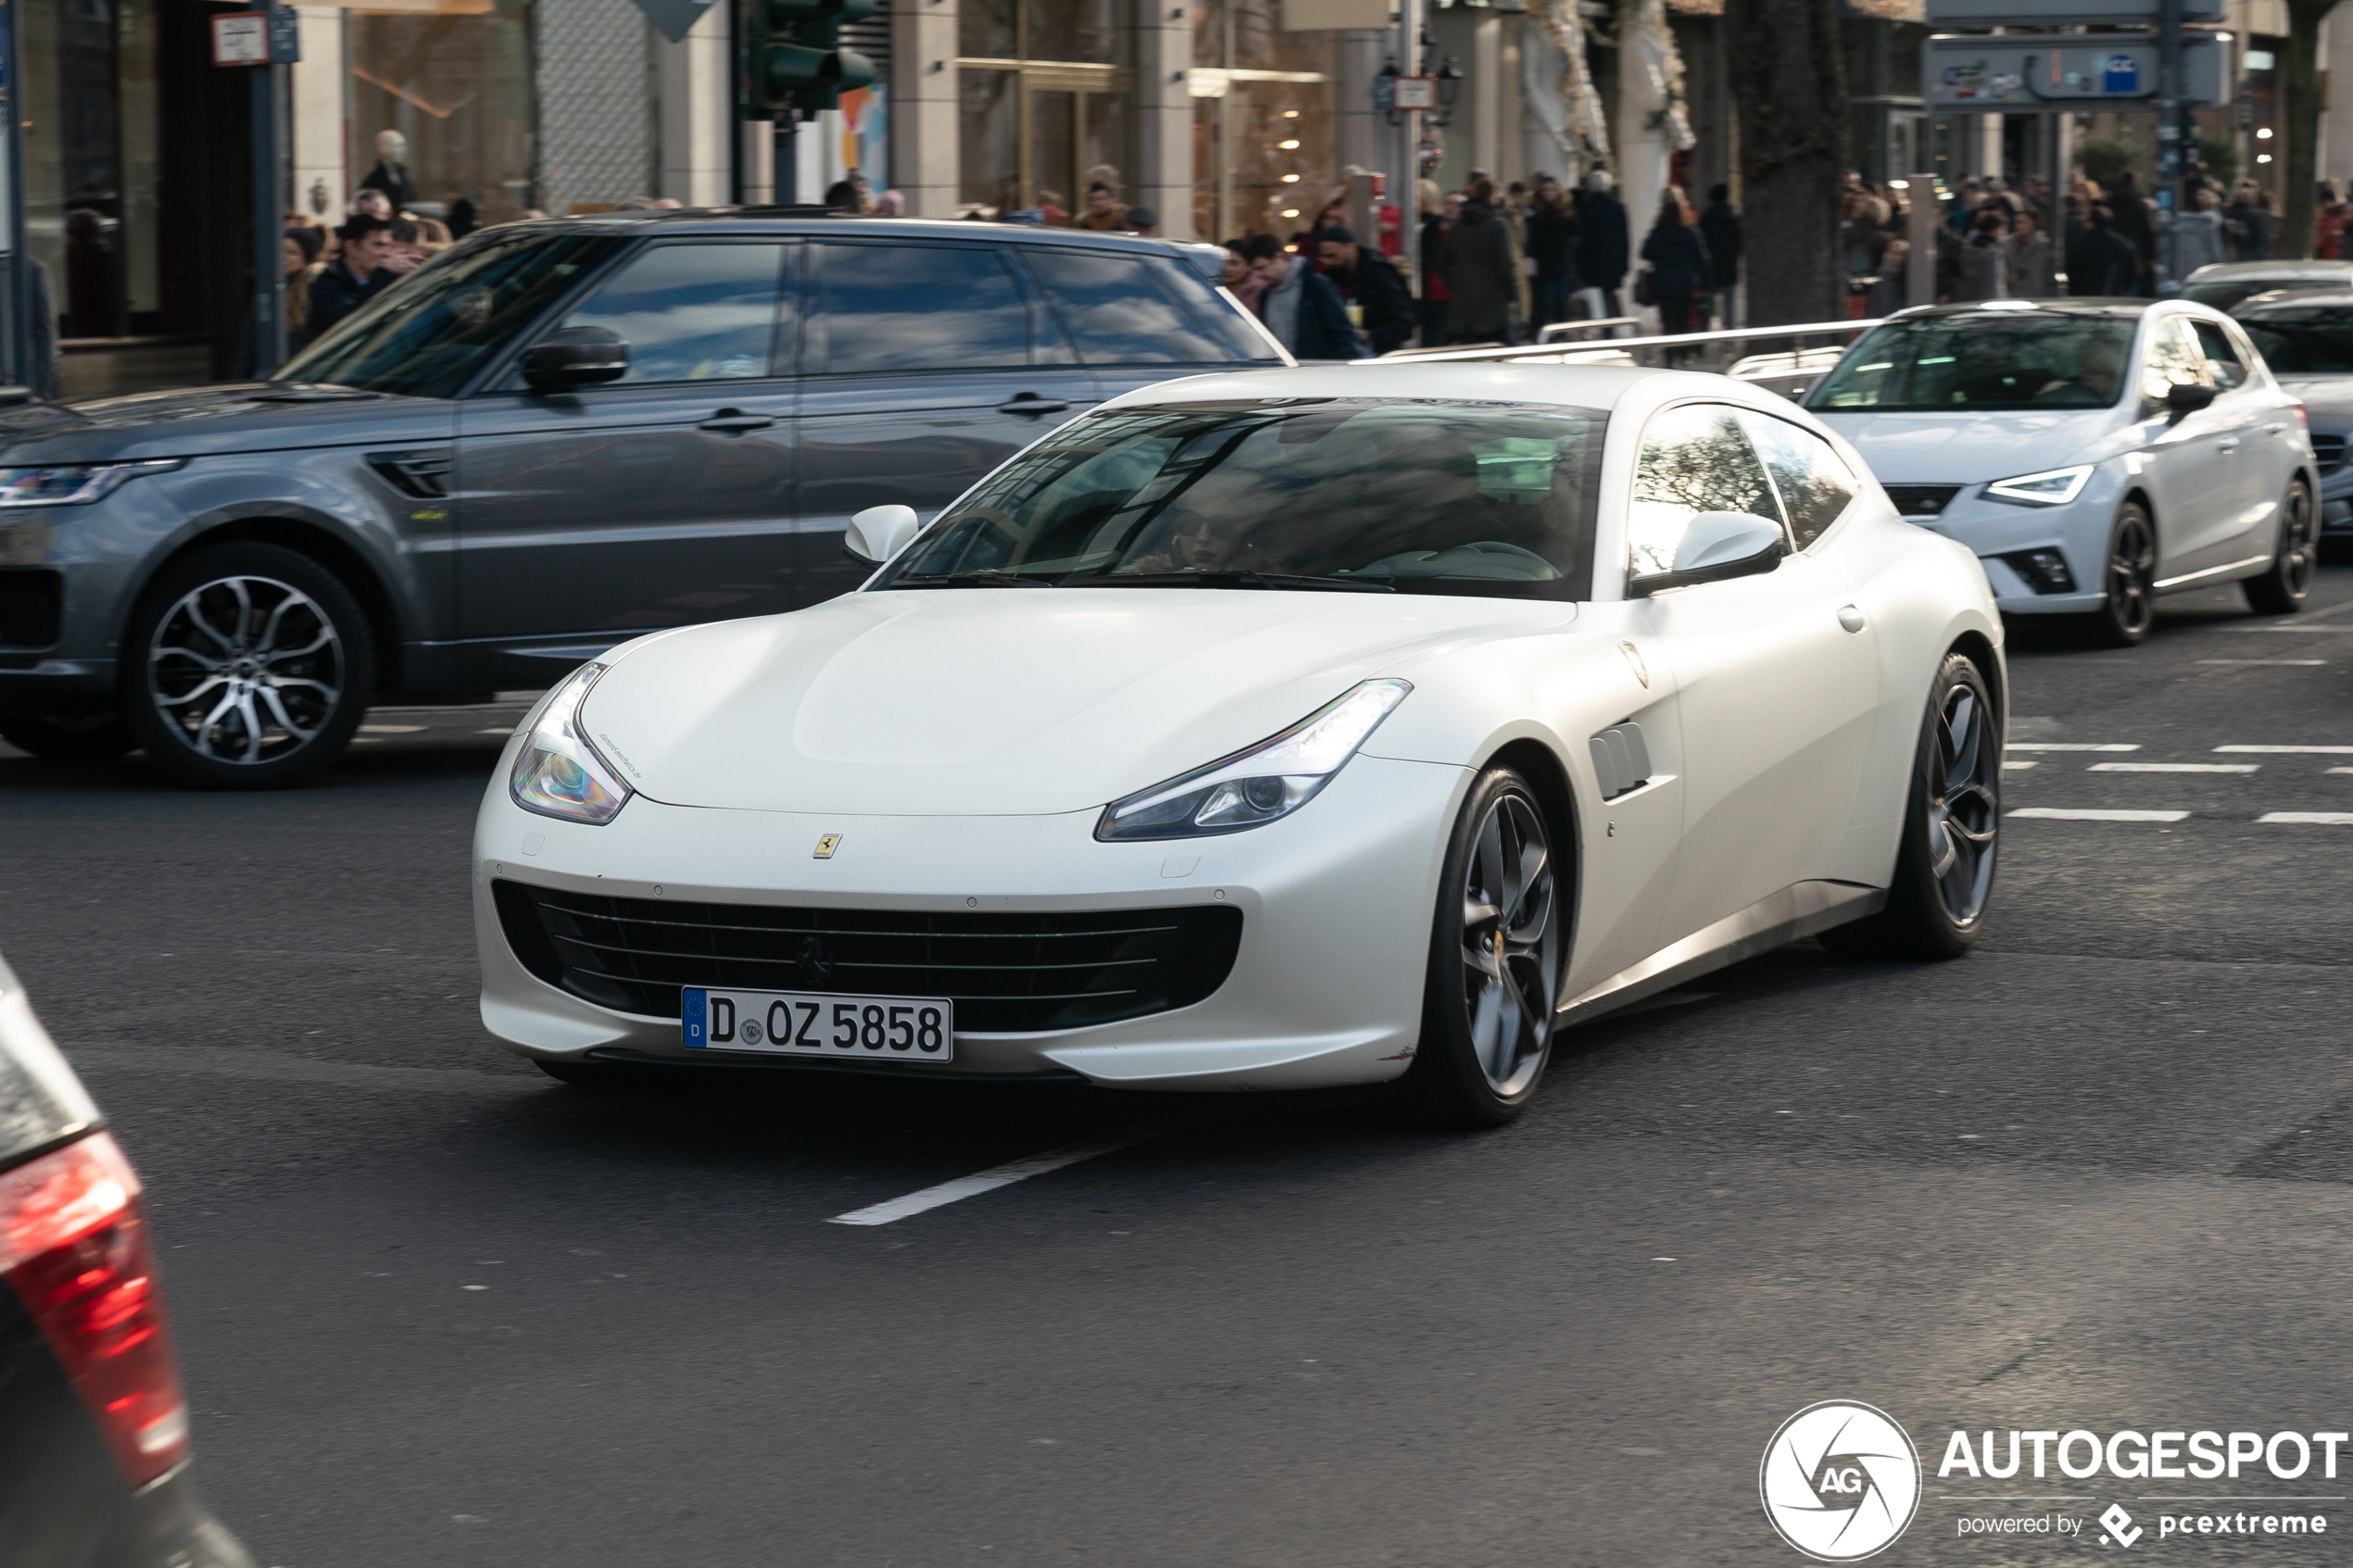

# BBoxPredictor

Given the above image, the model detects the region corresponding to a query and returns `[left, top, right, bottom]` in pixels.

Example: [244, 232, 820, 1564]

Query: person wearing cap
[1316, 223, 1416, 354]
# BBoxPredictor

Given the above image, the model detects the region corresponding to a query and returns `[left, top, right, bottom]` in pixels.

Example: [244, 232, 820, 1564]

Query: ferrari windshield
[1807, 314, 2138, 411]
[876, 399, 1605, 599]
[2240, 307, 2353, 373]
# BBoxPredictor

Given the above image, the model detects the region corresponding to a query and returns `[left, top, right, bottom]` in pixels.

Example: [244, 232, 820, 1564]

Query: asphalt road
[6, 571, 2353, 1567]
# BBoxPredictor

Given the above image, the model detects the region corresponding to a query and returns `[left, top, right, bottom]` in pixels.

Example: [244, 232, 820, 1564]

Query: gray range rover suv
[0, 211, 1284, 786]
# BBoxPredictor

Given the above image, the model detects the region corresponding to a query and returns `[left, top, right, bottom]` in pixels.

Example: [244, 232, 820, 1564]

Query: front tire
[1820, 652, 2000, 961]
[2083, 501, 2157, 646]
[2244, 479, 2317, 615]
[119, 544, 374, 789]
[0, 711, 133, 762]
[1392, 767, 1566, 1127]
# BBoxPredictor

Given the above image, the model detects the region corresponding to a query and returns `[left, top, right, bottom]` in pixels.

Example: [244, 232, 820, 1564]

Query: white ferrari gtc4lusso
[474, 363, 2004, 1125]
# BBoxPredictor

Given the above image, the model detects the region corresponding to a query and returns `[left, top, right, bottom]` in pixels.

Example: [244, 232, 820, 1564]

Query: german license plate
[682, 987, 954, 1063]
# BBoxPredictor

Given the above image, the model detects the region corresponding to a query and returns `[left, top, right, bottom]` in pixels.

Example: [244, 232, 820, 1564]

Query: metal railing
[1375, 316, 1886, 398]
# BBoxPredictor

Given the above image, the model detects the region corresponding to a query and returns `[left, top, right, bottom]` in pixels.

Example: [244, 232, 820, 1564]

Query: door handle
[1836, 604, 1868, 633]
[996, 395, 1070, 416]
[698, 409, 775, 433]
[2265, 422, 2288, 435]
[2216, 437, 2241, 453]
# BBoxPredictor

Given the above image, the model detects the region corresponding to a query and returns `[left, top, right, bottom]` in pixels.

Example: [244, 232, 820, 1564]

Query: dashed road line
[2005, 743, 2141, 752]
[2256, 812, 2353, 826]
[2089, 762, 2259, 773]
[2002, 760, 2039, 771]
[2199, 659, 2326, 666]
[827, 1131, 1156, 1227]
[2008, 808, 2189, 822]
[2214, 745, 2353, 754]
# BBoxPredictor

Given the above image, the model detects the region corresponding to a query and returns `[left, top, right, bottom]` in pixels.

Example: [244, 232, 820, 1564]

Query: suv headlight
[1096, 679, 1412, 841]
[1984, 464, 2093, 508]
[510, 663, 632, 824]
[0, 459, 183, 507]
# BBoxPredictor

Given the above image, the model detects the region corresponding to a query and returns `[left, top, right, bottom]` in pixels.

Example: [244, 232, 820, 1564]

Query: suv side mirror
[2164, 381, 2219, 421]
[521, 327, 628, 393]
[1628, 511, 1785, 597]
[844, 504, 922, 567]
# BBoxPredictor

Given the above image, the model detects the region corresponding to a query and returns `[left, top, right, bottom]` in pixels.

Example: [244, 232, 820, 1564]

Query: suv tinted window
[280, 232, 623, 397]
[1143, 255, 1281, 362]
[1629, 404, 1786, 576]
[1027, 248, 1228, 364]
[557, 243, 787, 384]
[810, 242, 1029, 373]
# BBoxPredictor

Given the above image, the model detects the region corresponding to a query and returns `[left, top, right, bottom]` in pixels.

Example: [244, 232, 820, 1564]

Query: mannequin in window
[359, 130, 415, 214]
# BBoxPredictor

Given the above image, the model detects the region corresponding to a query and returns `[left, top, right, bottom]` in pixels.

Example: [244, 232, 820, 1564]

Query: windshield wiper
[1076, 570, 1393, 594]
[887, 570, 1057, 589]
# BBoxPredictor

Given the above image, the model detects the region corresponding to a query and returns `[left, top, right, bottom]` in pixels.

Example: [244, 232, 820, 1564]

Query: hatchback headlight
[1984, 464, 2094, 508]
[0, 459, 183, 507]
[509, 663, 632, 824]
[1096, 679, 1412, 841]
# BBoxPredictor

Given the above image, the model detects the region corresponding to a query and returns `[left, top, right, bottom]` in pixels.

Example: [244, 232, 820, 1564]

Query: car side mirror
[521, 326, 628, 393]
[2164, 381, 2219, 421]
[1628, 511, 1785, 597]
[844, 504, 922, 567]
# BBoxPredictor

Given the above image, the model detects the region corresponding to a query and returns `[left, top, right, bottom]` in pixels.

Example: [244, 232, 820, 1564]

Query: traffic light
[759, 0, 875, 117]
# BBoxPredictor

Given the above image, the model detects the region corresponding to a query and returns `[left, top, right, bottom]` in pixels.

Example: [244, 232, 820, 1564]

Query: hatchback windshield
[1807, 314, 2138, 411]
[876, 399, 1606, 599]
[2240, 307, 2353, 373]
[276, 232, 623, 398]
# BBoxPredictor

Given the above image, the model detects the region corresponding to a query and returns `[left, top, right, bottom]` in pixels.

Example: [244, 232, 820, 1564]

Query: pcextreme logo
[1761, 1401, 1924, 1562]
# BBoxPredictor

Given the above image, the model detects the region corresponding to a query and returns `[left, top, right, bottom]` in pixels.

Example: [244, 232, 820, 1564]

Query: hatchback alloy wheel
[2102, 507, 2158, 644]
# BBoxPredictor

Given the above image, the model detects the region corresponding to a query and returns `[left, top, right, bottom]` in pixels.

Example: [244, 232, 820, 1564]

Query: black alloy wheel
[1392, 766, 1566, 1126]
[0, 712, 134, 762]
[2245, 480, 2318, 616]
[1820, 652, 2001, 961]
[2088, 501, 2158, 646]
[120, 543, 375, 789]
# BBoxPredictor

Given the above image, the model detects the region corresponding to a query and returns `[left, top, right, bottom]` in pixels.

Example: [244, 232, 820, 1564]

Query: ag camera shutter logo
[1761, 1401, 1922, 1562]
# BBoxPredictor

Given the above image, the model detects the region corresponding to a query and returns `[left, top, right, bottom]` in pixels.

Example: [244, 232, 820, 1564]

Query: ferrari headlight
[509, 663, 632, 824]
[1984, 464, 2093, 508]
[1096, 679, 1412, 842]
[0, 459, 183, 507]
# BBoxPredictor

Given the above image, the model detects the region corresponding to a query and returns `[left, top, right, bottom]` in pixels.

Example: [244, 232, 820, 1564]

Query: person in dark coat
[2105, 171, 2156, 295]
[307, 216, 399, 340]
[1418, 188, 1460, 346]
[2224, 183, 2273, 260]
[1441, 179, 1520, 344]
[2066, 204, 2144, 297]
[1638, 194, 1713, 335]
[1252, 245, 1366, 360]
[1572, 171, 1630, 318]
[1698, 183, 1741, 329]
[1317, 225, 1417, 354]
[1525, 175, 1579, 332]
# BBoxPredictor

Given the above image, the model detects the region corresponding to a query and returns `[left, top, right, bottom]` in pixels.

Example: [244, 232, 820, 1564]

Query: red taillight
[2296, 402, 2310, 430]
[0, 1133, 188, 1486]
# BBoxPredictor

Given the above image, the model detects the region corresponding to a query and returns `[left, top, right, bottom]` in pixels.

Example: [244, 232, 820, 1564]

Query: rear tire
[119, 543, 374, 789]
[2082, 501, 2157, 646]
[1390, 767, 1567, 1127]
[0, 712, 133, 762]
[1819, 652, 2000, 961]
[2244, 480, 2317, 615]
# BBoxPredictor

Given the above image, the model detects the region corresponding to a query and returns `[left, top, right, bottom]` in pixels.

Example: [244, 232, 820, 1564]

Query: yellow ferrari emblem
[1619, 641, 1649, 688]
[812, 834, 841, 859]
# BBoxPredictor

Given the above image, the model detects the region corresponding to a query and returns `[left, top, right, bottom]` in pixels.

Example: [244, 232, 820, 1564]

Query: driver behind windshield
[2031, 336, 2125, 405]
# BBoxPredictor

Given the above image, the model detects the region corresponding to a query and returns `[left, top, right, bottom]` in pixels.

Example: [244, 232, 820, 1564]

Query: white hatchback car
[1806, 300, 2319, 644]
[474, 364, 2002, 1124]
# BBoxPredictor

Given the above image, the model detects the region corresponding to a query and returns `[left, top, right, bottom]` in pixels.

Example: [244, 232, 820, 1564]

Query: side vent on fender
[1590, 723, 1653, 802]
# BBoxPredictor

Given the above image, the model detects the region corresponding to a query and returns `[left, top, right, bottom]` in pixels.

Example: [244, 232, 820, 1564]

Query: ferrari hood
[1814, 407, 2134, 484]
[582, 589, 1572, 815]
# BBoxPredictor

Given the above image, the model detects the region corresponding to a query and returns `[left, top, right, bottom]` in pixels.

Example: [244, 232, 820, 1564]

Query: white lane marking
[2199, 659, 2327, 666]
[2004, 743, 2141, 751]
[2089, 762, 2259, 773]
[2001, 760, 2039, 771]
[2330, 768, 2353, 775]
[2258, 812, 2353, 825]
[359, 724, 426, 734]
[827, 1132, 1156, 1226]
[2008, 808, 2189, 822]
[2232, 625, 2353, 632]
[479, 727, 515, 734]
[2214, 745, 2353, 754]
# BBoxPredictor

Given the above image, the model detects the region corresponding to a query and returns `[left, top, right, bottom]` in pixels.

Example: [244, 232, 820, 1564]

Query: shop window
[346, 0, 536, 231]
[955, 0, 1135, 220]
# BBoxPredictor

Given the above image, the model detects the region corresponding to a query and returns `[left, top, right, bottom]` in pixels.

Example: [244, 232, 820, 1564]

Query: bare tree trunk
[2283, 0, 2338, 260]
[1724, 0, 1847, 323]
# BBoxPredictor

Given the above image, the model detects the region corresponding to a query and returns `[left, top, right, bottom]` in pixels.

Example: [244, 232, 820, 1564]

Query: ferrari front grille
[492, 881, 1244, 1034]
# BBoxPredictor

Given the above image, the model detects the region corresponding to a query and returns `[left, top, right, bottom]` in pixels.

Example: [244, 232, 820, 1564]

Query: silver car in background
[2233, 290, 2353, 541]
[1804, 299, 2319, 645]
